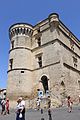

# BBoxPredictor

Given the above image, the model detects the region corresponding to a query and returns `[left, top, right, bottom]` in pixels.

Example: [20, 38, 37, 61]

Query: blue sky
[0, 0, 80, 88]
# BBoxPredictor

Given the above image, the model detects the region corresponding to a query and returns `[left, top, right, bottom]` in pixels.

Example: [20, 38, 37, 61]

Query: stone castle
[7, 13, 80, 108]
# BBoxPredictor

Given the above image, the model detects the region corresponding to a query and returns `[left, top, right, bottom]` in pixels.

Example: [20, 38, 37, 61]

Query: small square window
[21, 71, 24, 73]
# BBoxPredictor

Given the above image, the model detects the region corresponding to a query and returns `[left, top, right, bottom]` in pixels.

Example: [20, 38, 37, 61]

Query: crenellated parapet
[9, 23, 33, 40]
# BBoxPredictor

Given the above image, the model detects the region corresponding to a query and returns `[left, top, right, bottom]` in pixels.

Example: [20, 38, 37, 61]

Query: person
[47, 96, 52, 120]
[47, 96, 51, 109]
[16, 97, 25, 120]
[6, 98, 9, 114]
[67, 96, 73, 113]
[36, 98, 41, 110]
[1, 98, 6, 115]
[16, 99, 21, 120]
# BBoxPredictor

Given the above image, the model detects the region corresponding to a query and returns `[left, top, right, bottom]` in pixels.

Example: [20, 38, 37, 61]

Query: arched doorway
[41, 75, 49, 93]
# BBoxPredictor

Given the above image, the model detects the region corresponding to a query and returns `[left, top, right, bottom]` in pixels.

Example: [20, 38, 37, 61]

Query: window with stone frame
[36, 53, 43, 68]
[9, 59, 13, 70]
[73, 56, 78, 68]
[38, 56, 42, 68]
[70, 40, 74, 51]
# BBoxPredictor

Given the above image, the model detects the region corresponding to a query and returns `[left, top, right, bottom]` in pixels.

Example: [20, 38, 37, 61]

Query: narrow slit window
[9, 59, 13, 70]
[37, 37, 41, 47]
[78, 81, 80, 89]
[11, 41, 14, 49]
[73, 56, 77, 68]
[70, 40, 74, 50]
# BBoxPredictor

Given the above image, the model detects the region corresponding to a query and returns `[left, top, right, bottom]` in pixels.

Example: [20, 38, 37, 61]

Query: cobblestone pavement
[0, 106, 80, 120]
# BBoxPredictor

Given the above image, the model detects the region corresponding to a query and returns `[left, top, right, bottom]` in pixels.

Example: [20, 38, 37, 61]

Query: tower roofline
[9, 13, 80, 45]
[34, 13, 59, 27]
[34, 13, 80, 45]
[9, 22, 33, 32]
[9, 23, 33, 39]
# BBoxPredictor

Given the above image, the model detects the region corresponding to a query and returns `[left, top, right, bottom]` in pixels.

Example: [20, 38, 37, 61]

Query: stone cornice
[32, 39, 80, 59]
[7, 61, 60, 73]
[7, 68, 33, 73]
[9, 38, 80, 59]
[63, 63, 80, 74]
[9, 47, 31, 53]
[57, 39, 80, 59]
[59, 20, 80, 46]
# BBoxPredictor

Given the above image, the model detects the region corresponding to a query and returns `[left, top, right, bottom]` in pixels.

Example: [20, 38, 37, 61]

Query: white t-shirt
[21, 100, 25, 106]
[16, 100, 25, 110]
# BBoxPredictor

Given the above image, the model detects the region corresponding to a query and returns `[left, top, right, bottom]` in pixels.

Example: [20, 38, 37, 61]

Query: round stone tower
[7, 23, 33, 100]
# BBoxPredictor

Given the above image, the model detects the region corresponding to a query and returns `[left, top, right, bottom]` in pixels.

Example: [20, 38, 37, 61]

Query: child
[6, 98, 9, 114]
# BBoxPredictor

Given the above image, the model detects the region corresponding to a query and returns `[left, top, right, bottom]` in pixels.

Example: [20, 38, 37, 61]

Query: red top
[6, 101, 9, 108]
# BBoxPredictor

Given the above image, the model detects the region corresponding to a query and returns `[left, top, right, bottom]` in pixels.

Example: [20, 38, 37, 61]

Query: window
[38, 56, 42, 68]
[36, 53, 43, 68]
[78, 81, 80, 89]
[9, 59, 13, 70]
[21, 71, 24, 73]
[73, 56, 77, 67]
[70, 40, 74, 50]
[11, 41, 14, 49]
[37, 37, 41, 47]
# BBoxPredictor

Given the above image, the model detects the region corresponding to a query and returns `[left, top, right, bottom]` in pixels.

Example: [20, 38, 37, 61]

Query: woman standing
[16, 97, 25, 120]
[67, 96, 73, 113]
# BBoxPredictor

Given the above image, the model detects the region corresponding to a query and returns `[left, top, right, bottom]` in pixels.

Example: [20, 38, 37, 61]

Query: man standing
[1, 98, 6, 115]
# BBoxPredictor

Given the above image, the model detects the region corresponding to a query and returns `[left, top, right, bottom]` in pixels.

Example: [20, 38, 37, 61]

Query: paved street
[0, 106, 80, 120]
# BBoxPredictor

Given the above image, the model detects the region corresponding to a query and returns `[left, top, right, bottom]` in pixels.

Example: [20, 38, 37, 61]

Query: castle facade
[7, 13, 80, 106]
